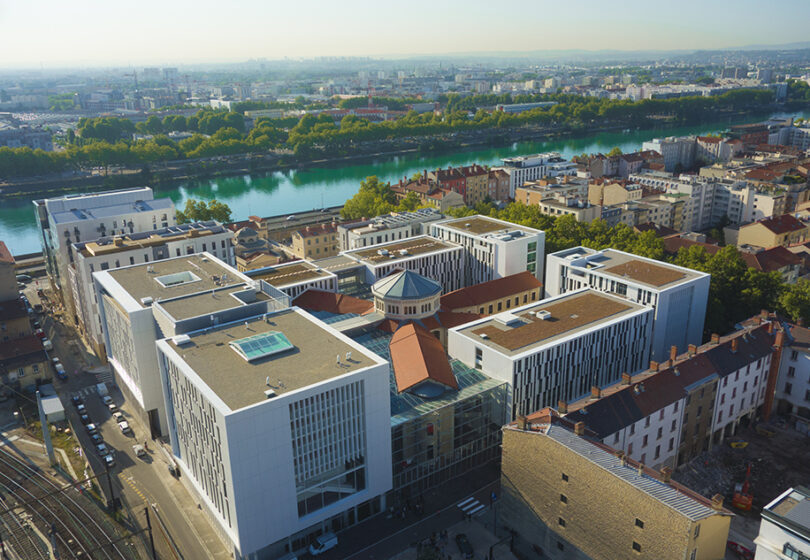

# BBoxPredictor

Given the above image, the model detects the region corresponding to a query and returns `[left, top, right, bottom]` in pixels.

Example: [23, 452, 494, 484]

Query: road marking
[457, 497, 486, 516]
[124, 476, 148, 504]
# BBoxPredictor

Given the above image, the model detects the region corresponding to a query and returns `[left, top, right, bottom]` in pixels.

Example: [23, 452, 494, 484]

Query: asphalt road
[24, 283, 229, 560]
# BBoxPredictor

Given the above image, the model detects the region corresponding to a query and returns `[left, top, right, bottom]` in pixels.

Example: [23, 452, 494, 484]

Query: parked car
[309, 533, 338, 556]
[90, 434, 103, 444]
[96, 443, 108, 456]
[79, 414, 91, 424]
[55, 364, 67, 380]
[103, 454, 115, 468]
[102, 395, 113, 406]
[118, 421, 131, 434]
[42, 339, 52, 351]
[51, 357, 60, 366]
[72, 395, 83, 406]
[76, 404, 86, 414]
[113, 411, 124, 422]
[86, 423, 98, 435]
[455, 534, 473, 559]
[133, 444, 147, 458]
[34, 329, 45, 339]
[16, 274, 31, 284]
[107, 403, 117, 413]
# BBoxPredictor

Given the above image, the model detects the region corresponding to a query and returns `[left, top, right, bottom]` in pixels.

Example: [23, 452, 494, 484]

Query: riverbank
[0, 107, 789, 200]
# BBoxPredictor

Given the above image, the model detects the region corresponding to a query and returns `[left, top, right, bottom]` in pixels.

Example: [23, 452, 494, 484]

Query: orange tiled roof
[389, 323, 458, 393]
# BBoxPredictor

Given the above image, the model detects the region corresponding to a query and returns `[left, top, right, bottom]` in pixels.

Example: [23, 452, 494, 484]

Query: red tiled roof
[634, 223, 679, 238]
[697, 136, 723, 144]
[389, 323, 458, 393]
[0, 242, 13, 264]
[755, 214, 807, 235]
[292, 289, 374, 316]
[441, 271, 542, 311]
[740, 246, 802, 272]
[0, 334, 47, 367]
[662, 237, 721, 256]
[294, 223, 338, 238]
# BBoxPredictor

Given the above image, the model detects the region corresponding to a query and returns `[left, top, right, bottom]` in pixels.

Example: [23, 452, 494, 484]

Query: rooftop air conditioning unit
[264, 389, 277, 399]
[536, 310, 552, 321]
[140, 297, 153, 307]
[173, 334, 191, 346]
[479, 333, 489, 340]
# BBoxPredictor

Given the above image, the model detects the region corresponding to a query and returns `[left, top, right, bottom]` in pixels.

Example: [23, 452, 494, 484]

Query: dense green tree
[176, 199, 232, 224]
[780, 279, 810, 324]
[607, 146, 623, 157]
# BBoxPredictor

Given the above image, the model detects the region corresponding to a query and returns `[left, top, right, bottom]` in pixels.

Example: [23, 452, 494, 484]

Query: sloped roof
[0, 242, 13, 264]
[663, 237, 722, 256]
[372, 270, 441, 300]
[0, 335, 47, 369]
[292, 289, 374, 316]
[389, 323, 458, 393]
[441, 271, 542, 311]
[741, 246, 802, 272]
[703, 326, 774, 377]
[753, 214, 806, 235]
[634, 222, 679, 238]
[0, 298, 28, 322]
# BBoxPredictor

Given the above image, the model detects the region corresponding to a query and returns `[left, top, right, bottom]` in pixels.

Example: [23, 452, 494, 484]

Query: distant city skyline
[1, 0, 809, 68]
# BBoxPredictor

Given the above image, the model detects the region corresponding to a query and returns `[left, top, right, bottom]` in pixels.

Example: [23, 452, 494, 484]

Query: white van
[308, 533, 337, 556]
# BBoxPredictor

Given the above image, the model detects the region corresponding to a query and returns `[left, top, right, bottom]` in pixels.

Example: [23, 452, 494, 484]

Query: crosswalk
[72, 384, 101, 399]
[457, 496, 487, 517]
[93, 369, 115, 384]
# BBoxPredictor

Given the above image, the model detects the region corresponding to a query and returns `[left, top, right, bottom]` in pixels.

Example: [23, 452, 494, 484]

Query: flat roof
[168, 308, 377, 410]
[459, 291, 643, 355]
[560, 247, 702, 289]
[158, 285, 270, 320]
[312, 254, 366, 273]
[346, 236, 458, 265]
[763, 486, 810, 538]
[437, 215, 541, 236]
[50, 198, 173, 225]
[78, 223, 225, 257]
[106, 254, 243, 305]
[248, 261, 329, 287]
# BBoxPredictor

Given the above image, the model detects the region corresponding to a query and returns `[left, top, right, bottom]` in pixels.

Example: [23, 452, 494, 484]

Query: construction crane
[732, 463, 753, 511]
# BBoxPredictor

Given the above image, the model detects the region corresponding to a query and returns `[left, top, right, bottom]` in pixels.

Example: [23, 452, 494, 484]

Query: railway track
[0, 446, 135, 559]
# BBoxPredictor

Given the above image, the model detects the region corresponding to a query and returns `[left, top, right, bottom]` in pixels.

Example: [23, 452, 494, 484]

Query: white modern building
[246, 260, 338, 299]
[448, 289, 653, 419]
[34, 187, 175, 317]
[69, 222, 234, 356]
[641, 137, 696, 172]
[429, 215, 545, 287]
[337, 208, 443, 251]
[499, 152, 577, 198]
[157, 308, 392, 560]
[755, 486, 810, 560]
[546, 247, 710, 362]
[342, 235, 465, 293]
[93, 253, 287, 437]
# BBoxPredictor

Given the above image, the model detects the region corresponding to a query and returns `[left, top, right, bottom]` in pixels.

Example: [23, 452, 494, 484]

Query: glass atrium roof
[230, 331, 294, 362]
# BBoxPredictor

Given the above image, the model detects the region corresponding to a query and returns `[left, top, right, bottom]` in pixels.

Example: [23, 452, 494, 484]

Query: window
[557, 541, 564, 552]
[694, 525, 700, 539]
[633, 541, 641, 552]
[671, 420, 677, 431]
[805, 390, 810, 402]
[558, 517, 566, 527]
[129, 256, 135, 265]
[659, 410, 665, 420]
[635, 518, 644, 529]
[629, 424, 635, 435]
[788, 366, 796, 377]
[657, 427, 662, 440]
[560, 494, 567, 504]
[792, 350, 799, 361]
[654, 445, 660, 459]
[697, 406, 702, 418]
[614, 433, 620, 444]
[674, 401, 679, 412]
[785, 383, 793, 395]
[644, 417, 650, 428]
[642, 435, 648, 447]
[17, 367, 24, 377]
[718, 411, 723, 423]
[691, 549, 697, 560]
[627, 443, 633, 454]
[641, 453, 646, 464]
[561, 473, 569, 482]
[668, 438, 674, 451]
[720, 394, 725, 404]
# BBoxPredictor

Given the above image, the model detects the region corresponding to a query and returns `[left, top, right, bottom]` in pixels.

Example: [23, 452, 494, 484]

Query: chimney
[670, 345, 678, 362]
[711, 333, 720, 345]
[753, 316, 761, 326]
[321, 223, 328, 231]
[637, 463, 645, 476]
[731, 338, 739, 353]
[574, 422, 585, 436]
[775, 330, 785, 348]
[557, 400, 568, 414]
[711, 494, 724, 511]
[306, 225, 312, 232]
[618, 452, 627, 466]
[517, 415, 528, 430]
[591, 386, 601, 399]
[622, 372, 632, 385]
[649, 361, 659, 372]
[660, 467, 672, 483]
[688, 344, 697, 356]
[766, 321, 774, 334]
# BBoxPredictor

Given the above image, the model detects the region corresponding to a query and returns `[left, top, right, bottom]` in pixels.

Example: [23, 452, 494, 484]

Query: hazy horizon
[1, 0, 809, 69]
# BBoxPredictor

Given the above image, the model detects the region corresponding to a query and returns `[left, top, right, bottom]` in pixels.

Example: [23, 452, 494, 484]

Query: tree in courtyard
[780, 279, 810, 325]
[176, 199, 232, 224]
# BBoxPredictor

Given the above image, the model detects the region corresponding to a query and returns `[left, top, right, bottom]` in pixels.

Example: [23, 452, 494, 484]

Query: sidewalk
[318, 463, 501, 560]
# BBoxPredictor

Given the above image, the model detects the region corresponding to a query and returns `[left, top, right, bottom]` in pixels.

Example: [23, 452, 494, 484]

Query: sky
[1, 0, 809, 68]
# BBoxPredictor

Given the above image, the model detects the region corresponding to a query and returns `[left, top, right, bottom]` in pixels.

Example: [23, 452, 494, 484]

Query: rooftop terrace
[168, 308, 377, 411]
[157, 284, 270, 321]
[247, 261, 330, 287]
[437, 215, 539, 236]
[560, 247, 702, 289]
[78, 222, 225, 257]
[458, 290, 643, 355]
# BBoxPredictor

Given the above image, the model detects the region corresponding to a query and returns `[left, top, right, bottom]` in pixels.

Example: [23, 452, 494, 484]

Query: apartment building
[775, 324, 810, 434]
[440, 271, 543, 316]
[499, 153, 577, 198]
[755, 486, 810, 560]
[500, 412, 732, 560]
[737, 214, 810, 249]
[291, 223, 339, 260]
[69, 222, 234, 356]
[546, 247, 709, 362]
[695, 136, 743, 164]
[459, 164, 489, 206]
[448, 289, 653, 419]
[641, 137, 696, 172]
[93, 253, 288, 437]
[336, 209, 442, 251]
[564, 322, 775, 469]
[246, 260, 338, 299]
[429, 215, 545, 286]
[33, 187, 175, 318]
[342, 236, 465, 293]
[488, 168, 511, 201]
[588, 179, 643, 206]
[537, 196, 601, 222]
[157, 308, 392, 560]
[516, 177, 590, 206]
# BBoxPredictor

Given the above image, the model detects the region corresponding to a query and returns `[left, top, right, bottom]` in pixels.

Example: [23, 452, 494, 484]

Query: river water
[3, 110, 808, 256]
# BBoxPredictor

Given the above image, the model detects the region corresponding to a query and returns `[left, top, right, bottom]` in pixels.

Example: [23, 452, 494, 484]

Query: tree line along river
[2, 110, 808, 256]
